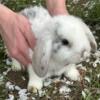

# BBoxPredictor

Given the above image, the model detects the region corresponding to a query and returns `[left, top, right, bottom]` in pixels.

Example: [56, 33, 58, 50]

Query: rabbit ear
[32, 38, 52, 77]
[82, 22, 97, 52]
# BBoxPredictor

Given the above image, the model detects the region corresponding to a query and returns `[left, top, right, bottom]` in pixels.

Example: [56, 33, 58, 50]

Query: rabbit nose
[81, 50, 90, 60]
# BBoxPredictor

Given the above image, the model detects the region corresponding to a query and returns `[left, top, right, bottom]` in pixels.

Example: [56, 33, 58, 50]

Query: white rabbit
[12, 6, 97, 93]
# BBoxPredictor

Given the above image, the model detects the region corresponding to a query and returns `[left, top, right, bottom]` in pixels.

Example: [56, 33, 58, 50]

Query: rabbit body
[12, 6, 97, 92]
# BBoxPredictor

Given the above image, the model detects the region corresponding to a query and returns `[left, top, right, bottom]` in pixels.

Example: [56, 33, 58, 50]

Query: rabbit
[12, 6, 97, 93]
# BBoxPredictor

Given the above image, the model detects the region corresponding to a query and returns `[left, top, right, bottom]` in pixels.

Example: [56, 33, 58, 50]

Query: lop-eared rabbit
[12, 6, 97, 93]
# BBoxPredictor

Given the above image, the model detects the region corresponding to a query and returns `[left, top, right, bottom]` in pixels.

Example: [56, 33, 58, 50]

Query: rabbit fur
[12, 6, 97, 93]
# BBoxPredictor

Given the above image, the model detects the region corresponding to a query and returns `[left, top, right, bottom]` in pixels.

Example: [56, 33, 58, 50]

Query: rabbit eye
[62, 39, 69, 45]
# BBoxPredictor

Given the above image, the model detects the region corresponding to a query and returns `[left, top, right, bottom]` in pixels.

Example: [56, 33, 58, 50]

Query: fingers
[4, 14, 36, 66]
[10, 45, 30, 66]
[10, 15, 35, 66]
[10, 29, 32, 66]
[17, 30, 32, 65]
[17, 40, 31, 66]
[19, 15, 36, 50]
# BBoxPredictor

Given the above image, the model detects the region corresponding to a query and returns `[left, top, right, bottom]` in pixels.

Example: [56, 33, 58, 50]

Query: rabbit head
[32, 15, 97, 77]
[51, 15, 97, 65]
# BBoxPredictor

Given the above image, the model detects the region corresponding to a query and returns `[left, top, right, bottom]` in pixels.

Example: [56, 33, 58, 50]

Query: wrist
[0, 4, 16, 23]
[46, 0, 68, 16]
[52, 7, 68, 16]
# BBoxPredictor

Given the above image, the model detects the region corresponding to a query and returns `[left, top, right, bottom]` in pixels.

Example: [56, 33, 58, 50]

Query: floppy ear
[32, 38, 52, 77]
[82, 22, 97, 52]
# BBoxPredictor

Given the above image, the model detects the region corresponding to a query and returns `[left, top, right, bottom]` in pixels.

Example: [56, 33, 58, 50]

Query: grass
[0, 0, 100, 100]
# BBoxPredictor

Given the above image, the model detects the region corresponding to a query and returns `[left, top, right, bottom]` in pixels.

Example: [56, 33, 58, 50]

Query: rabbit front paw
[28, 78, 43, 93]
[65, 65, 81, 81]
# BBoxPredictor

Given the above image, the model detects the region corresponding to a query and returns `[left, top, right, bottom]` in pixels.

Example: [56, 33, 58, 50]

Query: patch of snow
[84, 88, 89, 93]
[38, 90, 46, 97]
[18, 89, 27, 95]
[93, 58, 100, 68]
[15, 86, 21, 91]
[82, 1, 90, 8]
[94, 51, 100, 58]
[82, 90, 86, 99]
[65, 81, 73, 85]
[72, 0, 80, 4]
[6, 94, 14, 100]
[97, 73, 100, 78]
[84, 76, 91, 83]
[32, 97, 36, 100]
[32, 0, 37, 3]
[18, 89, 29, 100]
[3, 68, 11, 76]
[82, 88, 90, 98]
[88, 1, 95, 10]
[86, 58, 90, 63]
[59, 86, 71, 94]
[6, 81, 15, 91]
[53, 90, 57, 94]
[0, 74, 4, 85]
[84, 11, 89, 17]
[53, 78, 61, 83]
[21, 76, 26, 81]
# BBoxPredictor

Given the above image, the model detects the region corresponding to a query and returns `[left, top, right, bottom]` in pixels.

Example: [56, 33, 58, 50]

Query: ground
[0, 0, 100, 100]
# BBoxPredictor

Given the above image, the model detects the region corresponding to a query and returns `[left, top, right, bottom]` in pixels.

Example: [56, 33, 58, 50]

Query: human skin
[46, 0, 68, 15]
[0, 4, 36, 66]
[0, 0, 68, 66]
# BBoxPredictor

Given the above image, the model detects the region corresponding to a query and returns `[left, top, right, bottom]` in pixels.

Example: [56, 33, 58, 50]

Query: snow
[84, 76, 91, 83]
[72, 0, 80, 4]
[15, 86, 21, 91]
[59, 85, 71, 94]
[18, 89, 29, 100]
[6, 94, 14, 100]
[82, 88, 90, 99]
[6, 82, 32, 100]
[93, 58, 100, 68]
[0, 74, 4, 85]
[32, 97, 36, 100]
[97, 74, 100, 78]
[65, 81, 73, 85]
[38, 90, 46, 97]
[3, 68, 11, 76]
[82, 90, 86, 99]
[6, 81, 15, 91]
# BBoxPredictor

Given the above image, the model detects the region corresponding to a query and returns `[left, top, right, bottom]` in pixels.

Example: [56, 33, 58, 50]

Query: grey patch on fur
[52, 34, 62, 53]
[20, 8, 36, 19]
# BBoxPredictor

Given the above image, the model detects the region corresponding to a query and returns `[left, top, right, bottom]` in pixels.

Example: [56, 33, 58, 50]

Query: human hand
[0, 5, 36, 66]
